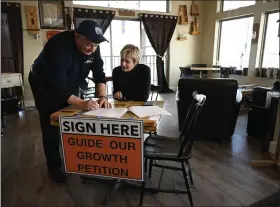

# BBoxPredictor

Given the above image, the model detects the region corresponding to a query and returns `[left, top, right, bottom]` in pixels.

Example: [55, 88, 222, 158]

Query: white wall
[10, 0, 204, 106]
[201, 0, 279, 86]
[169, 0, 204, 87]
[2, 0, 62, 107]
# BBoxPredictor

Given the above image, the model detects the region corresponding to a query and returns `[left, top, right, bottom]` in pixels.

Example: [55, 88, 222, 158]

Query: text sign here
[59, 117, 144, 181]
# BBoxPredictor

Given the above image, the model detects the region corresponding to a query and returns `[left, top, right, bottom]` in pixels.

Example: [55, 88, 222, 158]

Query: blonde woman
[112, 44, 151, 101]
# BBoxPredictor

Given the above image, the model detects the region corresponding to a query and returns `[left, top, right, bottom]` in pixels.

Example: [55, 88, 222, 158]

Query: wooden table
[190, 67, 221, 78]
[50, 100, 165, 133]
[51, 100, 165, 205]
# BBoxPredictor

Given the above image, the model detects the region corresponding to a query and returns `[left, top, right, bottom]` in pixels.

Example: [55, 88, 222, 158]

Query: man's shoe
[48, 167, 67, 183]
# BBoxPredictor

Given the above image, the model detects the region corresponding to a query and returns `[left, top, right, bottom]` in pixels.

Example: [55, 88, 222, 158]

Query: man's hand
[97, 96, 111, 108]
[114, 91, 123, 100]
[68, 95, 99, 110]
[79, 100, 99, 111]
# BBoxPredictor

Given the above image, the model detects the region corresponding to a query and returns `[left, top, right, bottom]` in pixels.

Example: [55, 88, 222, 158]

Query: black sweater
[30, 31, 106, 111]
[112, 64, 151, 101]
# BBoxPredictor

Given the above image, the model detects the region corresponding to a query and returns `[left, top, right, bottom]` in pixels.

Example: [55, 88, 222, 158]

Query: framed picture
[38, 0, 65, 29]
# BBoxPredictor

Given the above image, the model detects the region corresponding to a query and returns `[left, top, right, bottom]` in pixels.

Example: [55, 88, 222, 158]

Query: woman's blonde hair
[120, 44, 141, 64]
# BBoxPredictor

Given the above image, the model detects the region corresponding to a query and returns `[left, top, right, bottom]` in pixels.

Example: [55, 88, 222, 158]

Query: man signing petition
[28, 20, 109, 183]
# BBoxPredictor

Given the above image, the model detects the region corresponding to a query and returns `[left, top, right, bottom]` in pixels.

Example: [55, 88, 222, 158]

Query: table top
[50, 100, 165, 132]
[190, 67, 221, 71]
[1, 73, 22, 77]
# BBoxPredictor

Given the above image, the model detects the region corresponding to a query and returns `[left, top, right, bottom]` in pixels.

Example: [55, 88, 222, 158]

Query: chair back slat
[177, 91, 206, 157]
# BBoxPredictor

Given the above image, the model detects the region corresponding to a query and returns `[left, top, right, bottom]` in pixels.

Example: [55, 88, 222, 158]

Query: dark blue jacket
[29, 31, 106, 113]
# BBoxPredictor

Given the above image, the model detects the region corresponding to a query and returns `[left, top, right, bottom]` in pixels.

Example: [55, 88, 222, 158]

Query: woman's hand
[113, 91, 123, 100]
[97, 96, 111, 108]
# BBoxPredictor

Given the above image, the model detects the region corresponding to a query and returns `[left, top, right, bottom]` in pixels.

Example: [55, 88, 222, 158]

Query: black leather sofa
[176, 78, 242, 141]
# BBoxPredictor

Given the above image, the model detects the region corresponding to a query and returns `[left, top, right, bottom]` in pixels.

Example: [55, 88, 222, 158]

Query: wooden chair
[79, 77, 96, 99]
[150, 84, 161, 101]
[140, 91, 206, 207]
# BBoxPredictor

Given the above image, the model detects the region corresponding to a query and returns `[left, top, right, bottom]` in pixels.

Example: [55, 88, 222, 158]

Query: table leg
[200, 71, 202, 78]
[1, 115, 6, 128]
[101, 179, 122, 205]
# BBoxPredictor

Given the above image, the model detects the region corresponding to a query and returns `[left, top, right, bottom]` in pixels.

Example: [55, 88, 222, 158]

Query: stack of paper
[128, 106, 171, 118]
[83, 108, 128, 118]
[82, 106, 172, 118]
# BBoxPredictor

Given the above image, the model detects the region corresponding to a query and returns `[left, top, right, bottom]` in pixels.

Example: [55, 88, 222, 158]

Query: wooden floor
[2, 93, 280, 207]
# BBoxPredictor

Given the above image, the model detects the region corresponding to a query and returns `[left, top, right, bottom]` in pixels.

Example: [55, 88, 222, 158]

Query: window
[111, 20, 140, 56]
[72, 1, 167, 13]
[141, 27, 156, 56]
[217, 17, 254, 69]
[262, 12, 279, 68]
[222, 1, 255, 12]
[76, 18, 167, 87]
[95, 20, 163, 85]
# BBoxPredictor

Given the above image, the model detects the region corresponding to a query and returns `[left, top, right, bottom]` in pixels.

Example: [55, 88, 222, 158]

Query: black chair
[243, 68, 248, 76]
[179, 67, 193, 78]
[230, 66, 237, 75]
[1, 86, 23, 136]
[79, 77, 96, 99]
[191, 64, 207, 78]
[212, 65, 221, 68]
[140, 91, 206, 207]
[150, 84, 161, 101]
[176, 78, 241, 141]
[220, 67, 230, 78]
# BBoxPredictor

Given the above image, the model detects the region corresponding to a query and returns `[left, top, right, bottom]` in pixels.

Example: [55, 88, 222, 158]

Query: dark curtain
[1, 2, 24, 100]
[1, 2, 23, 74]
[73, 8, 115, 33]
[140, 13, 177, 93]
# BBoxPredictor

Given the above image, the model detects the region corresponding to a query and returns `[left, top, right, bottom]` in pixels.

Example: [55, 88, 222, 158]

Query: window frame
[101, 18, 170, 84]
[220, 0, 256, 12]
[216, 14, 254, 68]
[259, 10, 280, 68]
[72, 0, 169, 13]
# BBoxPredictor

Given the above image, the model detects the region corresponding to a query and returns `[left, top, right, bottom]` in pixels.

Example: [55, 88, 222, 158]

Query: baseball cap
[75, 20, 109, 44]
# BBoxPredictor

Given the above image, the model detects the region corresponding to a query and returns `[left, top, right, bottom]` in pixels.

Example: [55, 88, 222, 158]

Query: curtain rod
[139, 13, 177, 19]
[4, 2, 20, 7]
[73, 7, 115, 13]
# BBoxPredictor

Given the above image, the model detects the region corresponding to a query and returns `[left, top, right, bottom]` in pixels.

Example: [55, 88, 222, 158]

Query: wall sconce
[35, 33, 40, 40]
[177, 29, 187, 40]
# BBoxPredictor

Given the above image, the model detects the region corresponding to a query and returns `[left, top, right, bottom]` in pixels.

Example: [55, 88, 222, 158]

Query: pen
[61, 110, 75, 113]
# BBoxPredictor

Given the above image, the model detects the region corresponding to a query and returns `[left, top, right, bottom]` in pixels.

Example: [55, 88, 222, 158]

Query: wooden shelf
[177, 38, 187, 41]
